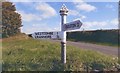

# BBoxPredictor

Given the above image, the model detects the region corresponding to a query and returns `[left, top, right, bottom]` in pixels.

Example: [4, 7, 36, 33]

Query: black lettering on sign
[47, 36, 51, 38]
[35, 36, 52, 39]
[35, 36, 38, 38]
[66, 24, 76, 28]
[35, 32, 54, 36]
[48, 32, 53, 35]
[35, 32, 39, 35]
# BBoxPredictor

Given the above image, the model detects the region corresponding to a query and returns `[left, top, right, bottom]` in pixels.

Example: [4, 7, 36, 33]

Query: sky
[10, 0, 118, 34]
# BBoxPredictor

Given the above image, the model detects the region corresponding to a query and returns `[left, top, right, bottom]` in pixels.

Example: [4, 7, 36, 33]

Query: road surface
[49, 40, 118, 57]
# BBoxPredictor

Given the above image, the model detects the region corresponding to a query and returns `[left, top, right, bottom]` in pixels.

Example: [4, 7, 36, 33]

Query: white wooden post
[59, 4, 68, 64]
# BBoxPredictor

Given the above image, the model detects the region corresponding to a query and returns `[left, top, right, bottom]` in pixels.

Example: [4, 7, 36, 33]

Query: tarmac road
[49, 40, 118, 57]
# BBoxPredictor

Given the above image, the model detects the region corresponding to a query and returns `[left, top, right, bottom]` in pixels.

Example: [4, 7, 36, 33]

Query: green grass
[2, 34, 119, 71]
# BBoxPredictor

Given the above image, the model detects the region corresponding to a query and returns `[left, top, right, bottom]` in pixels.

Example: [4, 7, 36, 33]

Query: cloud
[83, 21, 108, 29]
[80, 15, 86, 19]
[17, 11, 41, 22]
[69, 9, 80, 16]
[15, 2, 57, 22]
[74, 2, 97, 12]
[110, 18, 118, 25]
[22, 23, 60, 34]
[81, 18, 118, 30]
[36, 2, 57, 19]
[72, 0, 84, 3]
[76, 3, 96, 12]
[22, 23, 51, 34]
[69, 10, 87, 20]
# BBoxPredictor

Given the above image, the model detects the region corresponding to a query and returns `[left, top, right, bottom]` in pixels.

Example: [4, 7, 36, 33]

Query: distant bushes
[67, 29, 119, 46]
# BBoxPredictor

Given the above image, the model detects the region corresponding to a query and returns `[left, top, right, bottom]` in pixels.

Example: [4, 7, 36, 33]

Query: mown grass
[2, 34, 119, 71]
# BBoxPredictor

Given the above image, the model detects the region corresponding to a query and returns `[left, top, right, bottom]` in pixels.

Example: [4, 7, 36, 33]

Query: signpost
[59, 4, 82, 64]
[31, 4, 82, 64]
[59, 4, 68, 64]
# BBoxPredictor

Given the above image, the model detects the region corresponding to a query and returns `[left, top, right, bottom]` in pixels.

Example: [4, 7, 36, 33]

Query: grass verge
[2, 34, 118, 71]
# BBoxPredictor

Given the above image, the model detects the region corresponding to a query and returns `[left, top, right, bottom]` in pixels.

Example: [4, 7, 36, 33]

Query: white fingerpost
[59, 4, 68, 64]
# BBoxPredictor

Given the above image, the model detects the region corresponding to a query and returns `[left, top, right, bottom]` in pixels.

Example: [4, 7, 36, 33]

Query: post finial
[59, 4, 68, 15]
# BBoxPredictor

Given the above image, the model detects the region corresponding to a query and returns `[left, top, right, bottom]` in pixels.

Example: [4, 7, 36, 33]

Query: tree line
[2, 1, 22, 38]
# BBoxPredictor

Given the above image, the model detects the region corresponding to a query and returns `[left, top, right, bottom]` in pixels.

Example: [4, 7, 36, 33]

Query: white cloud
[22, 23, 60, 34]
[72, 0, 84, 3]
[110, 18, 118, 25]
[22, 24, 50, 34]
[36, 3, 57, 19]
[76, 3, 96, 12]
[72, 16, 87, 21]
[15, 2, 57, 22]
[69, 10, 87, 20]
[81, 18, 118, 30]
[74, 1, 97, 12]
[80, 15, 86, 19]
[83, 21, 108, 29]
[69, 9, 80, 16]
[17, 11, 41, 22]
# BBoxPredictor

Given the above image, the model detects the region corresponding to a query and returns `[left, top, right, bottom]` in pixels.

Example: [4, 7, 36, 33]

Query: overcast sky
[10, 0, 118, 34]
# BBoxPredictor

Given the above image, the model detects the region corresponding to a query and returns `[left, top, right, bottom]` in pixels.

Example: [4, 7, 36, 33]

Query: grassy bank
[2, 34, 118, 71]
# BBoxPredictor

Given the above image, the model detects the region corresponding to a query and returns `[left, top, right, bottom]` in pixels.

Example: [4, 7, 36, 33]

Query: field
[2, 34, 119, 71]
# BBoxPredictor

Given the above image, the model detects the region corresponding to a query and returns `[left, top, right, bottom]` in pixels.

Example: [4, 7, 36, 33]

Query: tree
[2, 2, 22, 38]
